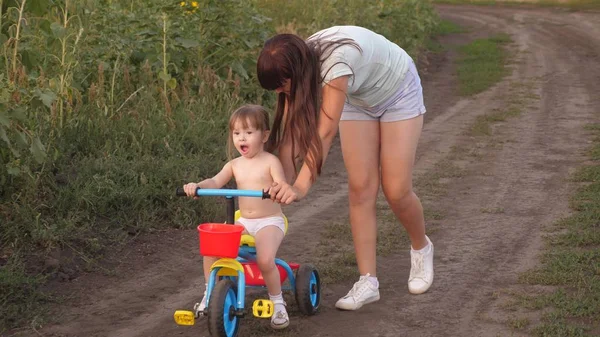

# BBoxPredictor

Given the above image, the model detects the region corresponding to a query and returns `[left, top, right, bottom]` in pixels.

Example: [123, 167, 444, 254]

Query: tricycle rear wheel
[294, 264, 321, 315]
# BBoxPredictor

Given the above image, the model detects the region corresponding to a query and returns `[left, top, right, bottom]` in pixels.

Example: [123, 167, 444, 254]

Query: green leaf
[0, 126, 18, 158]
[158, 71, 171, 82]
[0, 88, 10, 104]
[11, 107, 27, 122]
[7, 165, 20, 176]
[15, 132, 28, 148]
[231, 61, 248, 80]
[167, 78, 177, 90]
[0, 126, 10, 145]
[30, 136, 47, 164]
[175, 38, 199, 49]
[35, 88, 57, 108]
[39, 19, 52, 35]
[50, 22, 66, 39]
[0, 112, 9, 127]
[27, 0, 50, 16]
[20, 50, 40, 70]
[243, 39, 256, 48]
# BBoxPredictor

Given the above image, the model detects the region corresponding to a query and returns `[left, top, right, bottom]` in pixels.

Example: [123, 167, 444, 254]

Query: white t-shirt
[307, 25, 412, 108]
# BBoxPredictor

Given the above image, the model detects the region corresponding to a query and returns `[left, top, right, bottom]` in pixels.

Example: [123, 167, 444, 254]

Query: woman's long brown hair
[257, 31, 361, 182]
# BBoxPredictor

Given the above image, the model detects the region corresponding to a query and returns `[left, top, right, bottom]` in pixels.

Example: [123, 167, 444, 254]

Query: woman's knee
[348, 177, 379, 206]
[381, 179, 413, 206]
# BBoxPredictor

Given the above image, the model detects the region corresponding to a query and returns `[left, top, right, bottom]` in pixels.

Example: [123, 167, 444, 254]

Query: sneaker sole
[408, 283, 431, 294]
[335, 293, 380, 311]
[408, 272, 434, 294]
[271, 321, 290, 330]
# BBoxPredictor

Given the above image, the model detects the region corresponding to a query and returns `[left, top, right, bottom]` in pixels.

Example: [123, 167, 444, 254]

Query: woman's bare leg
[335, 120, 382, 311]
[380, 115, 434, 294]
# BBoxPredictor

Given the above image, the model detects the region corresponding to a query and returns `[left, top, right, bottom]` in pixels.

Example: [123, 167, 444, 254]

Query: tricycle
[173, 187, 321, 337]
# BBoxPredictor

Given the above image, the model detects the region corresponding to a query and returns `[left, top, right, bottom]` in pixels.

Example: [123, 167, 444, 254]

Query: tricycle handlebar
[176, 187, 271, 199]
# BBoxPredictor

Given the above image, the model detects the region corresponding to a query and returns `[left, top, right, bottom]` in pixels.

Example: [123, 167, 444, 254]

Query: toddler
[183, 104, 290, 329]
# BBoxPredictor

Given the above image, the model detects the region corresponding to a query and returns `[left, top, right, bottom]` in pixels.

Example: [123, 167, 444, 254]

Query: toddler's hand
[268, 182, 303, 205]
[183, 183, 200, 199]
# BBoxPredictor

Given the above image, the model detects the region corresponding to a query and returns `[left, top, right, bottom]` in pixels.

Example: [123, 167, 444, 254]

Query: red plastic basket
[197, 223, 244, 258]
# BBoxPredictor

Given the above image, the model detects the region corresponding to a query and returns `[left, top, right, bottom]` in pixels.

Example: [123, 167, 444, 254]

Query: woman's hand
[183, 183, 200, 199]
[268, 182, 305, 205]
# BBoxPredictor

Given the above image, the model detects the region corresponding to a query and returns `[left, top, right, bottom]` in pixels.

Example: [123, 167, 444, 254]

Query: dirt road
[8, 4, 600, 337]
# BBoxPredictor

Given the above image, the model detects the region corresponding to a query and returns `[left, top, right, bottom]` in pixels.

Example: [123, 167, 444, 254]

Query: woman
[259, 25, 434, 311]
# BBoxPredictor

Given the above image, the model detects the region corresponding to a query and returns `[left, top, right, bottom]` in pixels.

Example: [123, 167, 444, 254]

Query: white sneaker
[408, 235, 434, 294]
[270, 300, 289, 329]
[197, 291, 207, 313]
[335, 273, 380, 310]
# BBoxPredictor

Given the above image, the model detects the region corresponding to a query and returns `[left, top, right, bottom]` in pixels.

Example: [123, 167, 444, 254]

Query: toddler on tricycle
[174, 104, 320, 337]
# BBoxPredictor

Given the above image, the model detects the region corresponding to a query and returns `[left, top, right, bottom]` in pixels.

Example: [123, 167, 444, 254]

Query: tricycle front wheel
[294, 264, 321, 315]
[208, 279, 240, 337]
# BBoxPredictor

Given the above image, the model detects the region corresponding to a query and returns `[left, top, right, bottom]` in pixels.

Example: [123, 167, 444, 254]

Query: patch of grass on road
[434, 19, 468, 35]
[457, 34, 512, 96]
[512, 123, 600, 336]
[426, 19, 467, 53]
[468, 79, 537, 137]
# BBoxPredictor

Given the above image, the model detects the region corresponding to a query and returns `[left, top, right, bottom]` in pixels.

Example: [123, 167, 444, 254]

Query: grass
[0, 256, 49, 331]
[425, 19, 467, 53]
[505, 124, 600, 335]
[457, 34, 512, 96]
[432, 0, 600, 9]
[508, 316, 531, 330]
[467, 79, 537, 138]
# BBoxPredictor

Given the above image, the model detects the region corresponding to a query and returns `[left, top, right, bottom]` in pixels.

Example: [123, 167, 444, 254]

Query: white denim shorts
[236, 216, 286, 237]
[341, 60, 426, 123]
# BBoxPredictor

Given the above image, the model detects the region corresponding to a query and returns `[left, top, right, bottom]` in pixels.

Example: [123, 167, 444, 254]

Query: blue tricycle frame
[174, 187, 321, 337]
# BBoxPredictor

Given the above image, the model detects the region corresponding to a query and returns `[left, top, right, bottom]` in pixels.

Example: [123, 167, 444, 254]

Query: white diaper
[236, 216, 286, 237]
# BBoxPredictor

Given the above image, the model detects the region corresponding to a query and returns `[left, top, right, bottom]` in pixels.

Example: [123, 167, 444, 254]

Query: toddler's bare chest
[233, 167, 272, 186]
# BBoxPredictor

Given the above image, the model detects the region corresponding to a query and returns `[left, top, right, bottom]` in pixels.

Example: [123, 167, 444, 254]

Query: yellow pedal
[252, 299, 274, 318]
[173, 310, 195, 326]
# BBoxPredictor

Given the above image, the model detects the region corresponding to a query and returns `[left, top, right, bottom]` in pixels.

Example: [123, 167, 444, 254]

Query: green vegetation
[512, 124, 600, 336]
[456, 34, 512, 96]
[0, 0, 440, 332]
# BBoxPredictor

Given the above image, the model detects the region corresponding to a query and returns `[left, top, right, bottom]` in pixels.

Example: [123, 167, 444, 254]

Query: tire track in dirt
[9, 5, 600, 337]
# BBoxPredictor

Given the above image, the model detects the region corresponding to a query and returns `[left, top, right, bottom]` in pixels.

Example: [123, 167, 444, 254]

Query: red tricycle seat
[242, 262, 300, 286]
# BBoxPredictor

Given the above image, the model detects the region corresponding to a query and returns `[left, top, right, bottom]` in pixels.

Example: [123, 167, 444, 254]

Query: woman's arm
[278, 135, 297, 184]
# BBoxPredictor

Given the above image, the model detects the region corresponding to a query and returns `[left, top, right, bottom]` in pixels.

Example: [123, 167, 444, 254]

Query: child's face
[231, 119, 269, 158]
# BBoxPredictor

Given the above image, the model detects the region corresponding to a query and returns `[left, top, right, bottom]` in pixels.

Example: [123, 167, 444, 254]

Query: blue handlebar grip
[175, 187, 270, 199]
